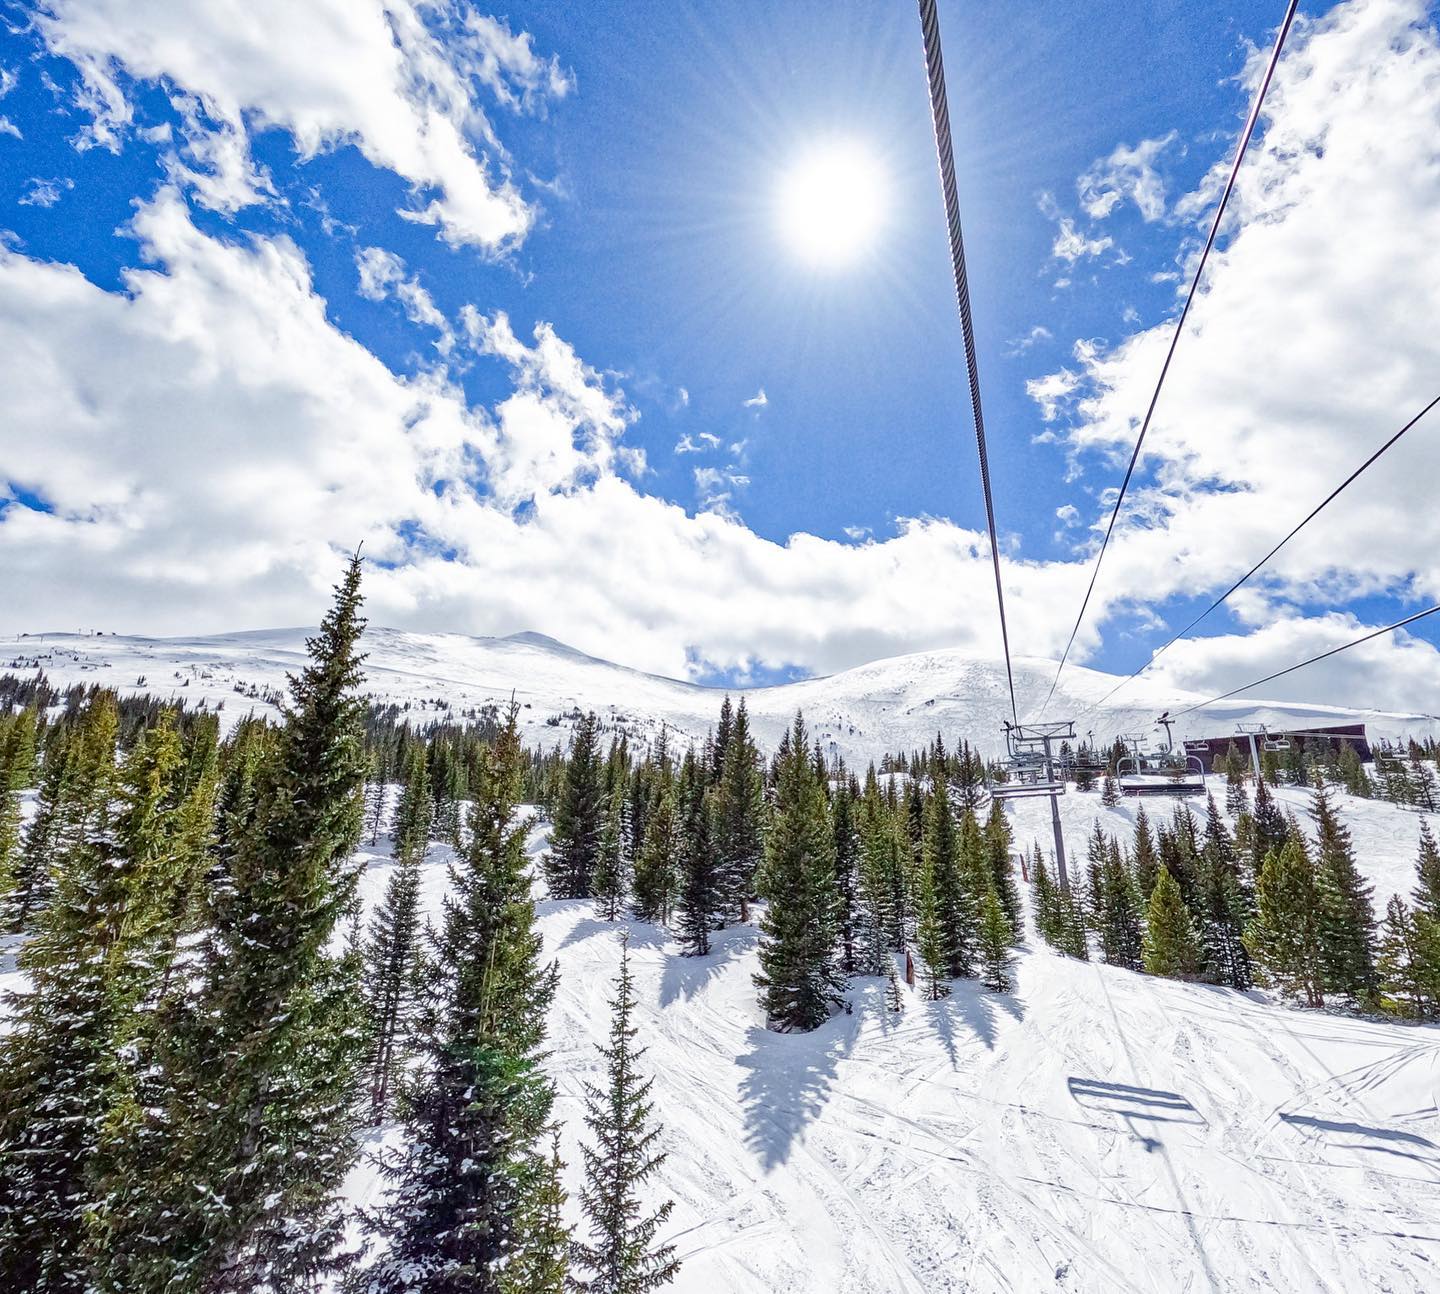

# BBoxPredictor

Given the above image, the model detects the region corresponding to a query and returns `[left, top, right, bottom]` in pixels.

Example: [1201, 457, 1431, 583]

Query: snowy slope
[332, 814, 1440, 1294]
[7, 626, 1437, 766]
[6, 784, 1439, 1289]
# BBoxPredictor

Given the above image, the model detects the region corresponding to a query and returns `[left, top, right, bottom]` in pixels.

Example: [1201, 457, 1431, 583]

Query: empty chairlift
[1115, 713, 1207, 797]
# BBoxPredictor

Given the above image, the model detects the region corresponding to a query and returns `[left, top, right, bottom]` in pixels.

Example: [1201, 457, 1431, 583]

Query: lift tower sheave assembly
[990, 720, 1077, 893]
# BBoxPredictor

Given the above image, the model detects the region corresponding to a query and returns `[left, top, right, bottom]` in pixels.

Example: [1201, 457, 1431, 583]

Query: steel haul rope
[917, 0, 1018, 727]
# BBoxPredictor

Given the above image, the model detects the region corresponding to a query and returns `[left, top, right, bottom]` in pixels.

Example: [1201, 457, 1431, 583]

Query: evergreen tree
[885, 960, 905, 1012]
[1250, 778, 1288, 869]
[1143, 866, 1203, 979]
[5, 699, 119, 931]
[364, 703, 559, 1293]
[1246, 834, 1326, 1008]
[1224, 742, 1251, 817]
[674, 750, 720, 956]
[570, 935, 680, 1293]
[506, 1135, 571, 1294]
[1100, 773, 1120, 807]
[1195, 795, 1252, 988]
[713, 699, 764, 923]
[363, 747, 431, 1121]
[1098, 839, 1144, 971]
[753, 714, 843, 1031]
[832, 776, 860, 972]
[1413, 819, 1440, 920]
[855, 778, 902, 971]
[364, 750, 387, 846]
[0, 707, 38, 898]
[914, 849, 949, 1000]
[1376, 896, 1438, 1019]
[631, 781, 678, 927]
[1131, 805, 1159, 903]
[548, 712, 605, 899]
[1338, 743, 1370, 798]
[592, 786, 628, 922]
[115, 556, 372, 1290]
[925, 789, 975, 978]
[1311, 786, 1378, 1004]
[976, 884, 1014, 992]
[0, 694, 125, 1292]
[983, 798, 1021, 934]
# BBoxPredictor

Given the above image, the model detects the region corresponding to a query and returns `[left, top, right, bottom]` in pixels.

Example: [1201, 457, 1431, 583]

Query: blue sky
[1, 0, 1437, 709]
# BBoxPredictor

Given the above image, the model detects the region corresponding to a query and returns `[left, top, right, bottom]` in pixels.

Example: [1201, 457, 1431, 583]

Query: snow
[6, 626, 1438, 766]
[7, 627, 1440, 1289]
[327, 796, 1440, 1293]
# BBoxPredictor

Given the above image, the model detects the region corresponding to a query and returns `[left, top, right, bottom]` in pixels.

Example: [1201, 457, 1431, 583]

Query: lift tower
[990, 720, 1077, 892]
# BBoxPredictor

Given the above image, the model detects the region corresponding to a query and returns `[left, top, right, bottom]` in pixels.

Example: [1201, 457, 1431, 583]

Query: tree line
[542, 721, 1025, 1028]
[1028, 771, 1440, 1017]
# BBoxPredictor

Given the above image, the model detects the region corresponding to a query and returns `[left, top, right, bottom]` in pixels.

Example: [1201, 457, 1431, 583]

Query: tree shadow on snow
[737, 1000, 865, 1172]
[925, 978, 1024, 1067]
[554, 910, 669, 952]
[658, 923, 758, 1007]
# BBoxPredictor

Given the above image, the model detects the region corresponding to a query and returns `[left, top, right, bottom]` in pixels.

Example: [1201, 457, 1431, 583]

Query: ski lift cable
[1170, 603, 1440, 719]
[1037, 0, 1301, 720]
[916, 0, 1018, 728]
[1074, 390, 1440, 722]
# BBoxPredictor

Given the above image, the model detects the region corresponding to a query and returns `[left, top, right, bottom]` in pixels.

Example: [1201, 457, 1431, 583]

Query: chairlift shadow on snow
[658, 922, 758, 1008]
[1067, 1076, 1207, 1153]
[1278, 1112, 1440, 1168]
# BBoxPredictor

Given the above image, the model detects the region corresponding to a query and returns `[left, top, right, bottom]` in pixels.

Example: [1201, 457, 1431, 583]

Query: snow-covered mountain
[6, 626, 1436, 763]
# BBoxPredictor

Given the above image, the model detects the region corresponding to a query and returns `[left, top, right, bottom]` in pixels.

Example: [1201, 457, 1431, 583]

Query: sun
[775, 142, 887, 267]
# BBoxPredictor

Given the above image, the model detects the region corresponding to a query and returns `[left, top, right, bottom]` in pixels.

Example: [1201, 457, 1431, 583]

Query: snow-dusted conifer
[364, 702, 558, 1292]
[754, 713, 843, 1031]
[548, 711, 605, 899]
[1246, 833, 1326, 1008]
[1311, 786, 1377, 1004]
[363, 746, 431, 1121]
[1143, 865, 1203, 979]
[571, 934, 679, 1293]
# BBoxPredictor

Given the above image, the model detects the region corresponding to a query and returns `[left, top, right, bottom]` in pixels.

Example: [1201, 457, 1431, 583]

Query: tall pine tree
[754, 714, 843, 1031]
[570, 934, 680, 1293]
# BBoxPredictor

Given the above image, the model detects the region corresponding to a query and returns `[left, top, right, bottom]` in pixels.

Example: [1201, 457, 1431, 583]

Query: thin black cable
[1038, 0, 1301, 718]
[1171, 604, 1440, 718]
[1076, 390, 1440, 720]
[917, 0, 1018, 728]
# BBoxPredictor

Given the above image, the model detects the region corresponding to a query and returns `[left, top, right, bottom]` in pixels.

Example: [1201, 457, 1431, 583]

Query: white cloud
[162, 92, 275, 214]
[1055, 504, 1080, 526]
[1026, 368, 1080, 422]
[1078, 130, 1177, 222]
[742, 387, 768, 409]
[1006, 324, 1052, 355]
[356, 245, 453, 354]
[1031, 0, 1440, 650]
[34, 0, 568, 252]
[18, 176, 73, 207]
[0, 117, 20, 140]
[674, 432, 721, 455]
[0, 190, 1105, 680]
[1148, 611, 1440, 713]
[1051, 218, 1114, 264]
